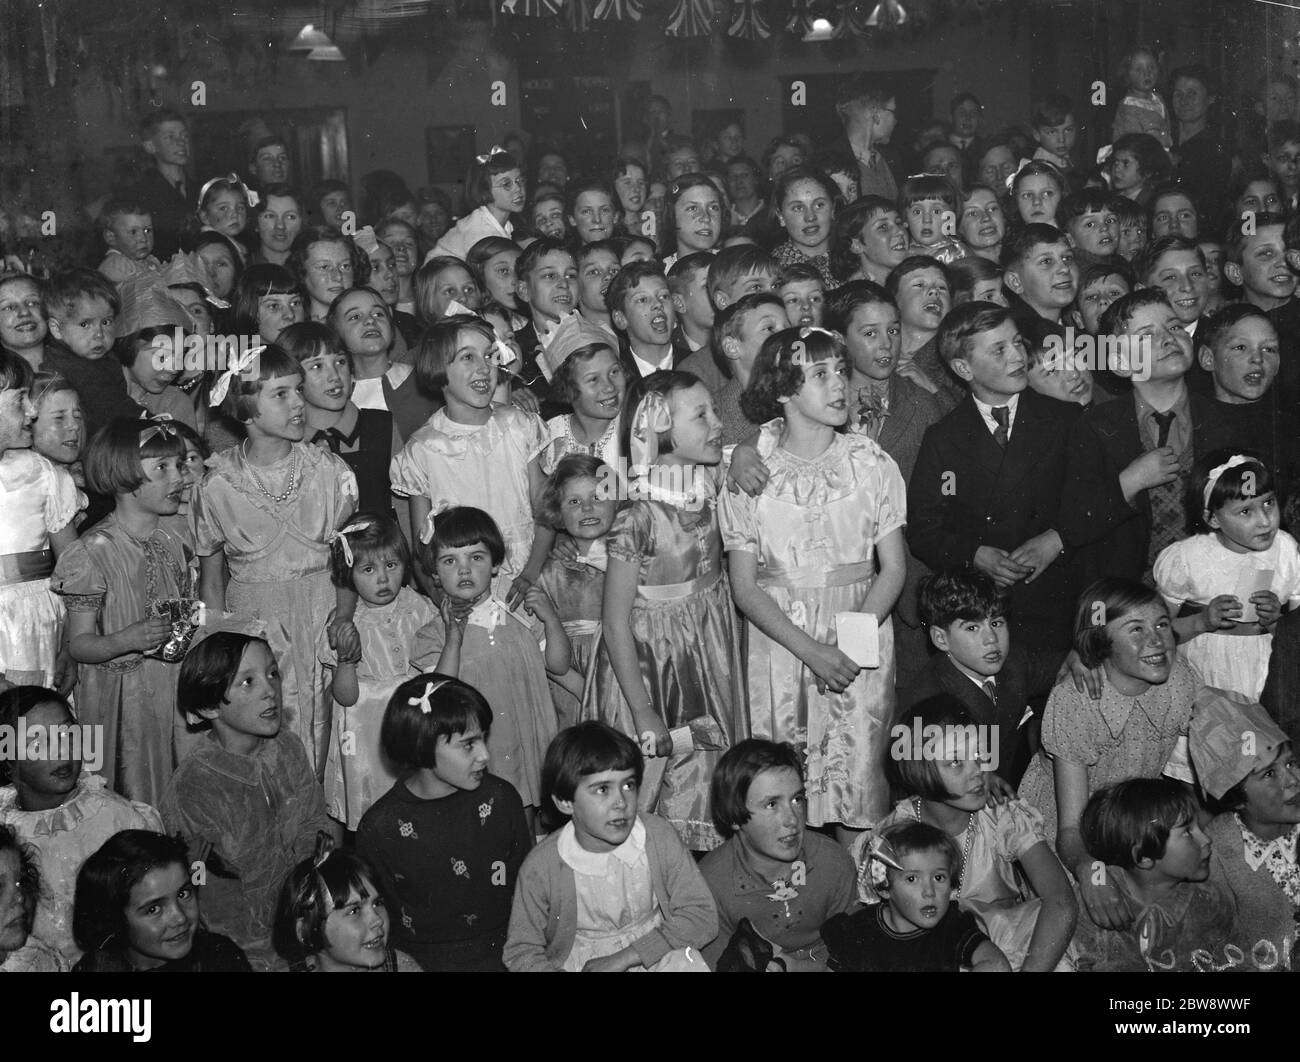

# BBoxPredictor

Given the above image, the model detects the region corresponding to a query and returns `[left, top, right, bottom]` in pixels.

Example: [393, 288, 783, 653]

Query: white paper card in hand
[669, 725, 693, 756]
[1233, 568, 1274, 623]
[835, 612, 879, 669]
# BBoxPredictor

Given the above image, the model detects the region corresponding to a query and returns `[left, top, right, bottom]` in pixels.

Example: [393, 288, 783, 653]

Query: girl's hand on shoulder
[1203, 595, 1242, 632]
[984, 773, 1016, 805]
[551, 533, 581, 564]
[506, 574, 532, 611]
[118, 614, 173, 653]
[1057, 648, 1103, 700]
[1251, 590, 1282, 629]
[726, 445, 770, 497]
[509, 386, 540, 416]
[1076, 861, 1134, 931]
[523, 585, 558, 623]
[805, 642, 860, 694]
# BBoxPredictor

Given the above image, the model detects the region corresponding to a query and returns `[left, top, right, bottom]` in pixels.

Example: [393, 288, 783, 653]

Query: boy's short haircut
[1266, 119, 1300, 154]
[885, 255, 949, 299]
[44, 268, 121, 320]
[1000, 223, 1069, 272]
[1057, 190, 1124, 230]
[776, 261, 824, 288]
[835, 73, 894, 112]
[899, 173, 959, 212]
[1077, 259, 1136, 293]
[666, 251, 714, 296]
[706, 244, 776, 297]
[1097, 287, 1172, 338]
[918, 568, 1008, 630]
[710, 738, 804, 838]
[949, 91, 981, 114]
[936, 301, 1013, 367]
[887, 694, 983, 803]
[815, 152, 857, 180]
[99, 198, 150, 231]
[824, 279, 895, 333]
[564, 177, 616, 218]
[1080, 778, 1200, 870]
[380, 674, 494, 773]
[875, 820, 963, 888]
[710, 292, 784, 374]
[947, 255, 1003, 301]
[516, 236, 574, 284]
[1132, 235, 1205, 283]
[605, 259, 666, 318]
[251, 134, 288, 158]
[576, 238, 622, 270]
[1226, 210, 1288, 265]
[138, 108, 186, 140]
[1196, 303, 1274, 356]
[1112, 197, 1146, 227]
[1031, 91, 1074, 129]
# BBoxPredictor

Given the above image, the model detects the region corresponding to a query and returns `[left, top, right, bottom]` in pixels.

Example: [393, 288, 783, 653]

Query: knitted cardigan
[1207, 813, 1297, 972]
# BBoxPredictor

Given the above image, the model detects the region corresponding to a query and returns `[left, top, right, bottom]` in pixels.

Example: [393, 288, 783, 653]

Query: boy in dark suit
[1060, 289, 1235, 587]
[900, 569, 1060, 786]
[908, 302, 1081, 658]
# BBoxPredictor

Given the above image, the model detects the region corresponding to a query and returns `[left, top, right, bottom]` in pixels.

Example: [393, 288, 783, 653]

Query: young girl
[466, 236, 526, 331]
[859, 695, 1079, 971]
[662, 174, 725, 268]
[163, 630, 333, 965]
[231, 264, 305, 345]
[0, 822, 65, 971]
[539, 321, 627, 473]
[0, 686, 163, 964]
[29, 372, 84, 487]
[582, 371, 745, 852]
[1010, 161, 1065, 228]
[0, 352, 80, 692]
[1017, 579, 1197, 934]
[1189, 689, 1300, 970]
[721, 327, 906, 836]
[414, 255, 483, 327]
[432, 148, 526, 261]
[71, 830, 250, 971]
[538, 456, 617, 727]
[273, 834, 421, 971]
[194, 344, 359, 780]
[391, 316, 550, 601]
[54, 417, 199, 803]
[195, 174, 253, 249]
[901, 173, 968, 265]
[504, 722, 716, 971]
[323, 514, 434, 831]
[771, 167, 837, 285]
[1155, 451, 1300, 702]
[411, 507, 572, 817]
[356, 674, 530, 971]
[1112, 46, 1173, 149]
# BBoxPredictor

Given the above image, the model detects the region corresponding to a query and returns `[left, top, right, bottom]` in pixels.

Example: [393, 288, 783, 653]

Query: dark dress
[311, 408, 395, 518]
[73, 929, 251, 972]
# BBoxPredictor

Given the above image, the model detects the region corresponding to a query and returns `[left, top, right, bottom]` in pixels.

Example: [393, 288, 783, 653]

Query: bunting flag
[727, 0, 770, 39]
[567, 0, 594, 32]
[784, 0, 816, 35]
[865, 0, 908, 29]
[498, 0, 563, 17]
[664, 0, 714, 37]
[592, 0, 644, 20]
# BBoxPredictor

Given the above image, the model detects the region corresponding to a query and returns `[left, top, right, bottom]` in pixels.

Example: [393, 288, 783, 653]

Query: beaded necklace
[242, 442, 299, 503]
[913, 797, 977, 897]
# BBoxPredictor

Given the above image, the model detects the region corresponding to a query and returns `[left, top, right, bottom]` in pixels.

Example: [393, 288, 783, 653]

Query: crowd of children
[3, 47, 1300, 974]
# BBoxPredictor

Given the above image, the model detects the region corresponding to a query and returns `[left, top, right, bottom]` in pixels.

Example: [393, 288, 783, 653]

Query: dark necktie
[991, 405, 1010, 449]
[982, 679, 998, 706]
[1153, 409, 1175, 448]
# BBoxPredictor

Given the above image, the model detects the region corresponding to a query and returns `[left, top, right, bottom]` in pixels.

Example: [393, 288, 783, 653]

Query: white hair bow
[209, 345, 265, 407]
[329, 520, 374, 567]
[475, 145, 509, 166]
[1203, 454, 1256, 514]
[408, 677, 453, 714]
[138, 413, 177, 448]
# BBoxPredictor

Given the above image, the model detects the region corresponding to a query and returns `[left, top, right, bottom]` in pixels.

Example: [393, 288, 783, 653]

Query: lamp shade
[288, 24, 333, 51]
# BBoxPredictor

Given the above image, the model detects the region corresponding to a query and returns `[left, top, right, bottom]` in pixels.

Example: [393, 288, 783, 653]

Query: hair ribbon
[629, 390, 673, 469]
[329, 520, 373, 567]
[867, 836, 905, 891]
[137, 413, 177, 448]
[1203, 454, 1256, 514]
[209, 345, 266, 407]
[408, 677, 453, 714]
[197, 172, 258, 211]
[475, 145, 509, 166]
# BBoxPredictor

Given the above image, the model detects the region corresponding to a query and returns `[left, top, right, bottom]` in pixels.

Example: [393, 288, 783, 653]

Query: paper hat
[1188, 686, 1290, 799]
[115, 274, 193, 337]
[162, 251, 230, 309]
[540, 314, 617, 382]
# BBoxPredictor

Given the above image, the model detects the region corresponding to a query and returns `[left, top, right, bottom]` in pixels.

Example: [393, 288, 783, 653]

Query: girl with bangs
[719, 326, 907, 837]
[193, 344, 359, 782]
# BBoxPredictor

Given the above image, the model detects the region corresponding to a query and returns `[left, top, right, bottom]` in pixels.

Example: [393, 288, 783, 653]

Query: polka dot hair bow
[209, 345, 266, 407]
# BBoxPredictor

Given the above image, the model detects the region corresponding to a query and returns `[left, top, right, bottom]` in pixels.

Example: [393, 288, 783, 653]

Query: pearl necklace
[243, 443, 299, 503]
[914, 797, 977, 898]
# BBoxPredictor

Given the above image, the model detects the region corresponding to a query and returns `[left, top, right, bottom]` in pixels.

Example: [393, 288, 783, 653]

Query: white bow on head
[209, 346, 265, 407]
[408, 677, 453, 714]
[328, 520, 374, 568]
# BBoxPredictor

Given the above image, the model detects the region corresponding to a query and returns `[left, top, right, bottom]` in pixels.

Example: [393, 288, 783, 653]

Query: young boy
[908, 302, 1081, 655]
[1149, 182, 1199, 240]
[900, 569, 1061, 785]
[574, 239, 621, 338]
[776, 262, 826, 328]
[1060, 289, 1235, 586]
[1058, 191, 1121, 270]
[132, 108, 190, 260]
[1114, 197, 1148, 262]
[249, 135, 291, 191]
[823, 820, 1010, 972]
[706, 244, 779, 311]
[42, 269, 141, 443]
[1001, 224, 1078, 348]
[709, 293, 787, 445]
[1224, 211, 1295, 312]
[1132, 235, 1209, 338]
[885, 256, 964, 414]
[1070, 261, 1133, 336]
[900, 174, 967, 265]
[1026, 333, 1097, 408]
[163, 632, 333, 967]
[358, 675, 529, 972]
[513, 236, 579, 412]
[1030, 92, 1078, 181]
[1197, 237, 1226, 313]
[97, 199, 162, 284]
[669, 252, 720, 389]
[1263, 119, 1300, 213]
[1073, 778, 1233, 972]
[566, 179, 618, 246]
[606, 260, 680, 380]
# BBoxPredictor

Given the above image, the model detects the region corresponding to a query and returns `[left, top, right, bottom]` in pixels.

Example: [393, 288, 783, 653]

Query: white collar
[557, 816, 647, 875]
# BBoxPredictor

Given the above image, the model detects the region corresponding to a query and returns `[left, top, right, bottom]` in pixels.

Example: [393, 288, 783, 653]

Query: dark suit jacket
[129, 167, 191, 261]
[1060, 390, 1236, 585]
[878, 373, 944, 484]
[1260, 609, 1300, 746]
[908, 337, 965, 417]
[908, 389, 1082, 653]
[898, 648, 1060, 786]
